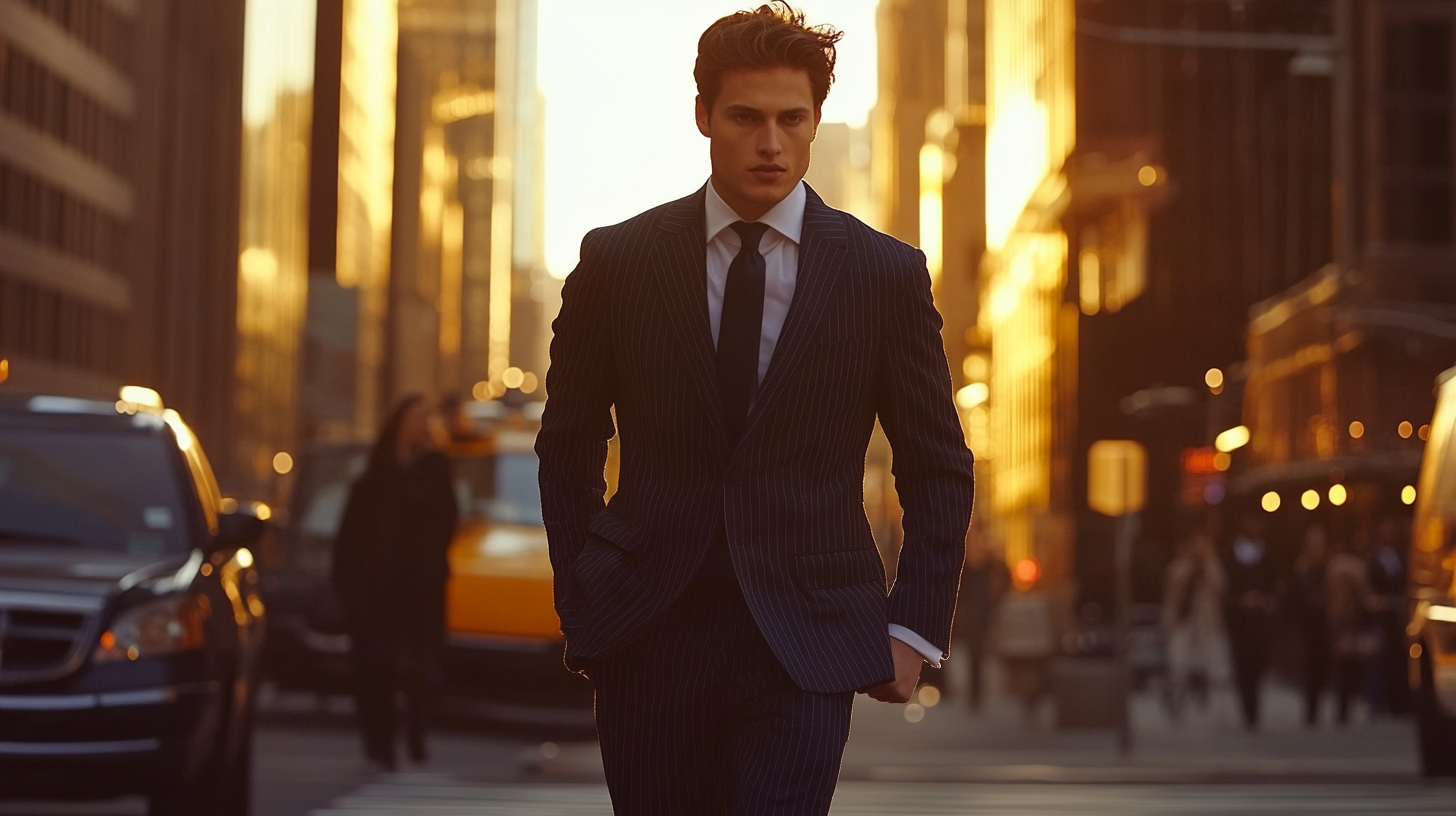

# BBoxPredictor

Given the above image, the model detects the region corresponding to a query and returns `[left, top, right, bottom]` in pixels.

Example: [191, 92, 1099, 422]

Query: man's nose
[758, 124, 783, 157]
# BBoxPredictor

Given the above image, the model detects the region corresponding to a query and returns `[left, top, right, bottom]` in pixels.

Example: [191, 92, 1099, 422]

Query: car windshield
[454, 452, 543, 527]
[283, 444, 542, 570]
[0, 426, 192, 558]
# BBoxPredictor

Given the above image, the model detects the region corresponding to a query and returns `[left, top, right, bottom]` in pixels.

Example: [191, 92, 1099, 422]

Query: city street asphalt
[0, 680, 1449, 815]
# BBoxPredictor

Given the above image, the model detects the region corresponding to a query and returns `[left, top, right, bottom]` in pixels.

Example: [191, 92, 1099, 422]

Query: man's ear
[695, 95, 712, 137]
[812, 105, 823, 140]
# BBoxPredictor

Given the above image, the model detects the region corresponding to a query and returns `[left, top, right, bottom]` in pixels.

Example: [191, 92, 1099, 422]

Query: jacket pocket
[796, 549, 886, 590]
[586, 509, 646, 556]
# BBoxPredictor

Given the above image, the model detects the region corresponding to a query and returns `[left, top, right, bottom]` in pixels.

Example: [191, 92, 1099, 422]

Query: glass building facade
[982, 0, 1077, 579]
[236, 0, 318, 496]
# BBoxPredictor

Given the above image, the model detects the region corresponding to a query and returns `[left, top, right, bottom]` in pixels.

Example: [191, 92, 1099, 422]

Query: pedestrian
[1224, 514, 1276, 730]
[1328, 529, 1376, 725]
[961, 533, 1009, 712]
[536, 5, 975, 813]
[1288, 525, 1330, 726]
[1161, 531, 1228, 716]
[333, 395, 458, 771]
[1367, 517, 1408, 716]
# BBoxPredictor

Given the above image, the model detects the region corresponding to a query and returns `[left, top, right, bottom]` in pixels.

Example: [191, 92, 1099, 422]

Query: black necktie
[717, 221, 769, 442]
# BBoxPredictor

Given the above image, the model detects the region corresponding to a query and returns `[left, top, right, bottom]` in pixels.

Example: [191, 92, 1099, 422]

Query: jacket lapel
[649, 187, 731, 444]
[733, 188, 849, 456]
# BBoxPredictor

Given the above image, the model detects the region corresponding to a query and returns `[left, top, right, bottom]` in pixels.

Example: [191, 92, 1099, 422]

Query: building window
[18, 0, 133, 70]
[1382, 18, 1454, 245]
[0, 39, 129, 173]
[0, 276, 122, 373]
[0, 161, 120, 268]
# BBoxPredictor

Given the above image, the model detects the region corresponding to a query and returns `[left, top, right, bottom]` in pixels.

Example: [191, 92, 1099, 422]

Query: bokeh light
[1012, 558, 1042, 589]
[917, 685, 942, 708]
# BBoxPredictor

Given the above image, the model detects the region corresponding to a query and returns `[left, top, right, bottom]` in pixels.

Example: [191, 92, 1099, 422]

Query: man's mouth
[750, 164, 787, 180]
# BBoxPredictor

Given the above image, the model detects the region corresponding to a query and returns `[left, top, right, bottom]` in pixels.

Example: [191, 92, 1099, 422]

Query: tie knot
[730, 221, 770, 252]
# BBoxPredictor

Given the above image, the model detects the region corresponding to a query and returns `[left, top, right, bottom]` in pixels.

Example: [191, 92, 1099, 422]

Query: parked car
[1409, 364, 1456, 776]
[0, 389, 266, 815]
[260, 399, 590, 707]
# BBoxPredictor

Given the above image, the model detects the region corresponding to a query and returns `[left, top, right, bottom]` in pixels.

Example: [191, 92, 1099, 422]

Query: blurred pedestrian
[1288, 525, 1330, 726]
[1367, 517, 1408, 716]
[1161, 531, 1228, 716]
[1224, 514, 1276, 730]
[961, 534, 1009, 711]
[1328, 530, 1376, 725]
[333, 395, 458, 771]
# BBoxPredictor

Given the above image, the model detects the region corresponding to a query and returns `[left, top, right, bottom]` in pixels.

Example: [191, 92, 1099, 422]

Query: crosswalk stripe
[311, 779, 1455, 816]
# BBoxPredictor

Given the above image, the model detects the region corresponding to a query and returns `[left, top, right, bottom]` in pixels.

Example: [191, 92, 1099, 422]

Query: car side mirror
[216, 512, 267, 550]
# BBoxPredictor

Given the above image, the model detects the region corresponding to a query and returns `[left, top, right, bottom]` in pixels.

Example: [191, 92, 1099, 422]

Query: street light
[1215, 425, 1250, 453]
[1205, 367, 1225, 394]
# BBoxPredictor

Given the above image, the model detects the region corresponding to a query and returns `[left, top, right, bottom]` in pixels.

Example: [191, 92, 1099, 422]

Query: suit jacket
[536, 184, 974, 694]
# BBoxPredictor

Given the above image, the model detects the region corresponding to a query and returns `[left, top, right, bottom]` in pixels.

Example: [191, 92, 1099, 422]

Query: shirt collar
[704, 178, 806, 246]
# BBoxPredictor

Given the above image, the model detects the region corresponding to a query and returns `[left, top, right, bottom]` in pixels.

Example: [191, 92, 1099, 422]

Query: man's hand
[865, 637, 924, 703]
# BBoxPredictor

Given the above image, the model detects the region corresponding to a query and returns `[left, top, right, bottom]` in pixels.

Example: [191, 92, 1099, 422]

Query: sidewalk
[838, 680, 1418, 783]
[531, 679, 1419, 784]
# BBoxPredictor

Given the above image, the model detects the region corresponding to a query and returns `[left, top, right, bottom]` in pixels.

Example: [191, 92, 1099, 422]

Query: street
[310, 780, 1456, 816]
[1, 679, 1449, 816]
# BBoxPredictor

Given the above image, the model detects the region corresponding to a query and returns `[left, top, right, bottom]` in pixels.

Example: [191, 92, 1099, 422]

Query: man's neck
[709, 175, 788, 222]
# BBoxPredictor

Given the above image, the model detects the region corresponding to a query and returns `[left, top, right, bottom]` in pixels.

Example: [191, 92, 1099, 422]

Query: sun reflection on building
[236, 0, 317, 496]
[981, 0, 1077, 576]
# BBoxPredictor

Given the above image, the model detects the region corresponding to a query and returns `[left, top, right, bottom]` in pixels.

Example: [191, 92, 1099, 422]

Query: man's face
[696, 66, 820, 221]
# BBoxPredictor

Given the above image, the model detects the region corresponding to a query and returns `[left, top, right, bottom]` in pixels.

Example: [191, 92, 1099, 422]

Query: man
[1224, 514, 1275, 730]
[1367, 517, 1408, 716]
[537, 5, 974, 814]
[960, 532, 1008, 712]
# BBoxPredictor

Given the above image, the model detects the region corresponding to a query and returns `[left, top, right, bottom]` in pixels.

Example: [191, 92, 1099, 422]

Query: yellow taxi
[1410, 365, 1456, 775]
[262, 399, 590, 707]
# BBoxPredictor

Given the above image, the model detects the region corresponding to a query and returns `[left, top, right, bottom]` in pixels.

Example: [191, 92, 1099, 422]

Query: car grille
[0, 595, 101, 684]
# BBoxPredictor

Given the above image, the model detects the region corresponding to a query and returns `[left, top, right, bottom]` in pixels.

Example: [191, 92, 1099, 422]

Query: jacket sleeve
[875, 248, 975, 659]
[331, 477, 371, 612]
[536, 229, 616, 631]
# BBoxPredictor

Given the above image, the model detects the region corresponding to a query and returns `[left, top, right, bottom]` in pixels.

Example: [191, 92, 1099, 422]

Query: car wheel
[149, 710, 253, 816]
[1417, 642, 1456, 777]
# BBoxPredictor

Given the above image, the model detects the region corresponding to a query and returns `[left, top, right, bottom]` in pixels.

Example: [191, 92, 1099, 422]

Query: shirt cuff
[888, 624, 944, 668]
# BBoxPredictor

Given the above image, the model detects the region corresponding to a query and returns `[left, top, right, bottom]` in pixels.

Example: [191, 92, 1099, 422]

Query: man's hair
[695, 3, 843, 113]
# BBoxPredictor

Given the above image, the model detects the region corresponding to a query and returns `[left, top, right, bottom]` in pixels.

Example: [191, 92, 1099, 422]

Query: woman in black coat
[333, 395, 458, 771]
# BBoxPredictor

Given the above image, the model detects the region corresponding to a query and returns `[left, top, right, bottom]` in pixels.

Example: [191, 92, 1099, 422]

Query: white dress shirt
[702, 179, 944, 668]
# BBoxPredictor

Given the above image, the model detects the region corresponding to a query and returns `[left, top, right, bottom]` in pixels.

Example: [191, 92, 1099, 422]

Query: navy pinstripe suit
[538, 184, 974, 814]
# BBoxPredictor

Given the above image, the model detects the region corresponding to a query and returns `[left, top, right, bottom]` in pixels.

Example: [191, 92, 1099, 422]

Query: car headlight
[94, 594, 211, 662]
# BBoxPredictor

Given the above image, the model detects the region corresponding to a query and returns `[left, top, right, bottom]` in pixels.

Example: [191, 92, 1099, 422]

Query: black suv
[0, 391, 265, 815]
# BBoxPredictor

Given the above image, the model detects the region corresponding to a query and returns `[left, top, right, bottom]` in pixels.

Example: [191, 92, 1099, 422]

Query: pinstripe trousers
[588, 553, 854, 816]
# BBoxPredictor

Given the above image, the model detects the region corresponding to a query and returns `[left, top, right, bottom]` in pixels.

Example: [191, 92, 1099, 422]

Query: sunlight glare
[538, 1, 879, 279]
